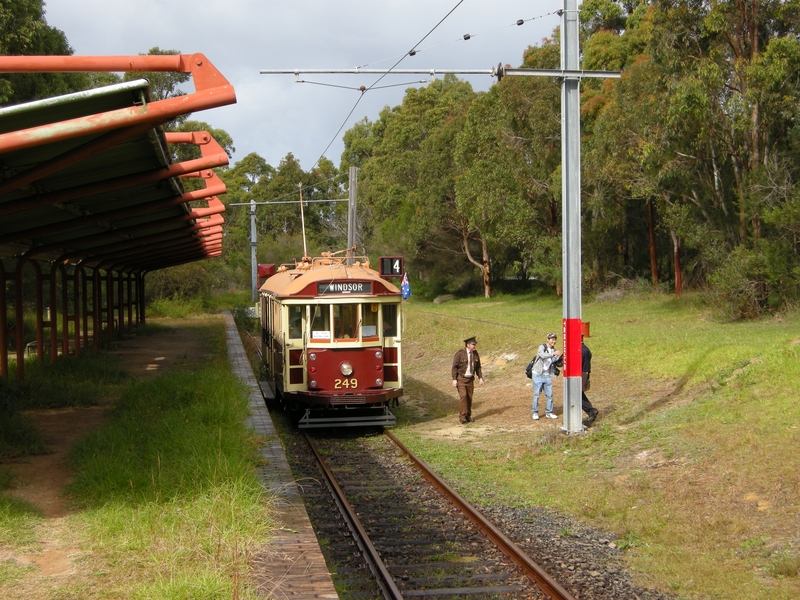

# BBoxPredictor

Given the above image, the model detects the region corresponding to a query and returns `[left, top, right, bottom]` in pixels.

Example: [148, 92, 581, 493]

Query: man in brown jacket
[451, 336, 484, 424]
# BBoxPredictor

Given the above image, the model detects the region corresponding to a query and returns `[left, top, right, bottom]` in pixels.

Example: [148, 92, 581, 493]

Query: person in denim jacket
[531, 333, 561, 420]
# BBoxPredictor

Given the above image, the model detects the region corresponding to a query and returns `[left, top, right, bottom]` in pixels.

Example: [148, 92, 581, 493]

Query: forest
[3, 0, 800, 319]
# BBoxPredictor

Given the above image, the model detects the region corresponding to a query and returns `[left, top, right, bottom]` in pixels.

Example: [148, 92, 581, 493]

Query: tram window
[333, 304, 358, 340]
[288, 305, 304, 339]
[383, 304, 398, 337]
[310, 305, 331, 340]
[361, 303, 379, 339]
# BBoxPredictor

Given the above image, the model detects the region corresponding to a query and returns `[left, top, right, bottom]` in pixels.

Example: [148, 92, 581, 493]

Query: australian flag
[401, 272, 412, 299]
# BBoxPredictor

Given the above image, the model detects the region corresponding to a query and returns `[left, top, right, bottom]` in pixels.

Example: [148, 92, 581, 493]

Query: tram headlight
[309, 380, 317, 388]
[309, 353, 316, 361]
[340, 361, 354, 376]
[376, 378, 383, 386]
[375, 351, 382, 359]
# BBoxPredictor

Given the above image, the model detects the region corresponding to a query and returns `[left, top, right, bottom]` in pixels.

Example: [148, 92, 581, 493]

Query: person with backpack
[531, 332, 561, 420]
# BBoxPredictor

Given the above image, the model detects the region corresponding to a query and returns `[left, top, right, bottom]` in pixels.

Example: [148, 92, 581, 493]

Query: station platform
[224, 312, 339, 599]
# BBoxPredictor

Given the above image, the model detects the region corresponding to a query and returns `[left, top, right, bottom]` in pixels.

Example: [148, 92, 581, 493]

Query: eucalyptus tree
[217, 153, 275, 271]
[358, 75, 479, 296]
[580, 1, 678, 290]
[0, 0, 89, 104]
[582, 0, 800, 311]
[646, 0, 800, 312]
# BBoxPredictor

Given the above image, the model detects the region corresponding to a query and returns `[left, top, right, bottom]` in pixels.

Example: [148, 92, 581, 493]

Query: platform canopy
[0, 54, 236, 272]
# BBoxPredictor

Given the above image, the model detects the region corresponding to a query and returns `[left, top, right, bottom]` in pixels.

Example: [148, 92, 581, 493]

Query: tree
[0, 0, 89, 104]
[357, 76, 481, 296]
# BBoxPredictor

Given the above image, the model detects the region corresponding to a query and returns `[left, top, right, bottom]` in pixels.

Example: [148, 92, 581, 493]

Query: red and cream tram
[259, 251, 403, 428]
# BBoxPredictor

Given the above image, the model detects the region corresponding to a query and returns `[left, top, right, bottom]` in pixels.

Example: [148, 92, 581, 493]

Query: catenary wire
[307, 0, 466, 170]
[354, 9, 561, 69]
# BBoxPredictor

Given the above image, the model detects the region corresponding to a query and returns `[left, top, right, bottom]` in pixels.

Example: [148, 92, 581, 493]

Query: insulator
[463, 34, 471, 40]
[409, 49, 416, 56]
[517, 19, 524, 26]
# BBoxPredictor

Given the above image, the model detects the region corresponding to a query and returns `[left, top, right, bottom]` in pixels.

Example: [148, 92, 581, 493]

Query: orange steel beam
[0, 184, 227, 244]
[88, 218, 225, 269]
[0, 54, 230, 89]
[68, 222, 224, 266]
[22, 214, 210, 260]
[0, 54, 235, 154]
[100, 234, 223, 264]
[0, 139, 229, 215]
[116, 245, 221, 271]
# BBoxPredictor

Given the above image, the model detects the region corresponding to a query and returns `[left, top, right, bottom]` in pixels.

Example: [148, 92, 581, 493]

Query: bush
[704, 246, 769, 319]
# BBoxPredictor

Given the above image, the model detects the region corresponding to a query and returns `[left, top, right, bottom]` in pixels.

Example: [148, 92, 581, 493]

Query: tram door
[382, 303, 402, 388]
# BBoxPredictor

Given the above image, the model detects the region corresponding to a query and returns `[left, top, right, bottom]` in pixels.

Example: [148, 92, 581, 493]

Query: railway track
[288, 428, 574, 599]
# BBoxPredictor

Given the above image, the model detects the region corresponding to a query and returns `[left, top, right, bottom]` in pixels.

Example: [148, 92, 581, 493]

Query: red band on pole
[563, 318, 582, 377]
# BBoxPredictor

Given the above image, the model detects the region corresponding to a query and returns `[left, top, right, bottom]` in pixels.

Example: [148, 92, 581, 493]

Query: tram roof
[0, 54, 235, 273]
[260, 261, 400, 298]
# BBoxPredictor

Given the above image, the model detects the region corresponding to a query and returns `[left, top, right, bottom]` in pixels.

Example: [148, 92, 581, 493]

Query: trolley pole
[347, 166, 358, 265]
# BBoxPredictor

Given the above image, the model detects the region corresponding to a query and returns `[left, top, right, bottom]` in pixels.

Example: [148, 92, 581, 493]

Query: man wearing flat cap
[451, 336, 484, 424]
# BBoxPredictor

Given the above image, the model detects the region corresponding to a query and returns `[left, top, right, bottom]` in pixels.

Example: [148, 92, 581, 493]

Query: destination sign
[317, 281, 371, 295]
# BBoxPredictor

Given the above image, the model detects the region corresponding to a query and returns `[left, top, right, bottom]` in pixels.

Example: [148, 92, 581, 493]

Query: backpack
[525, 357, 535, 378]
[552, 353, 562, 376]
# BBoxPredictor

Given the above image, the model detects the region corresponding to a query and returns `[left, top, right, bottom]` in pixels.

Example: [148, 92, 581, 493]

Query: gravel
[480, 505, 678, 599]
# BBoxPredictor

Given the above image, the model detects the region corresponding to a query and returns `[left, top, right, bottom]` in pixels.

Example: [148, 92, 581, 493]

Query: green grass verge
[394, 291, 800, 600]
[0, 316, 274, 599]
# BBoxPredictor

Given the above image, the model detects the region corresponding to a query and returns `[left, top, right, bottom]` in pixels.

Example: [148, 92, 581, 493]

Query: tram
[259, 250, 403, 428]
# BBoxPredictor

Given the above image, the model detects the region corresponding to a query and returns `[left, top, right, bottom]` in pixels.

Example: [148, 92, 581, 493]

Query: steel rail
[303, 432, 404, 600]
[385, 430, 576, 600]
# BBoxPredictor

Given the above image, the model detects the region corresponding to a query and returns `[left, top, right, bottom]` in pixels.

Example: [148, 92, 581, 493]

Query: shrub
[704, 246, 769, 319]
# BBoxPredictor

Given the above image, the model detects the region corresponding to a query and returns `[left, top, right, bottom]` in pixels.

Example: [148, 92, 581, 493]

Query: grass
[0, 316, 275, 599]
[148, 290, 254, 319]
[392, 290, 800, 600]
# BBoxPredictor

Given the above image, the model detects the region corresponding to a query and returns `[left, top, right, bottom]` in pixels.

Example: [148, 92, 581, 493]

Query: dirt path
[0, 317, 217, 584]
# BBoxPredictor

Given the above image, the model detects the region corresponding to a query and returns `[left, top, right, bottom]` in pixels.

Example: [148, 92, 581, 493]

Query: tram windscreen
[310, 304, 331, 340]
[362, 303, 379, 339]
[333, 304, 358, 340]
[383, 304, 398, 337]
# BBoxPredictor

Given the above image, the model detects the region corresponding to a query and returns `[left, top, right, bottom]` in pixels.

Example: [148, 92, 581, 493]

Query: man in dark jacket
[451, 336, 483, 423]
[582, 335, 599, 423]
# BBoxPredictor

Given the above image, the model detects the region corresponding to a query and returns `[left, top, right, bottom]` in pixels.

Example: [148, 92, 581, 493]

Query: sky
[44, 0, 565, 171]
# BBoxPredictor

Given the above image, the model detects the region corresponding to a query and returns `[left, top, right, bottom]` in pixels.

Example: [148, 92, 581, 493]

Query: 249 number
[334, 378, 358, 389]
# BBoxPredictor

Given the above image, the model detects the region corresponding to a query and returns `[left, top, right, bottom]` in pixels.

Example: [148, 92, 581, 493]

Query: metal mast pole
[299, 182, 308, 258]
[347, 166, 358, 265]
[561, 0, 583, 433]
[250, 198, 257, 302]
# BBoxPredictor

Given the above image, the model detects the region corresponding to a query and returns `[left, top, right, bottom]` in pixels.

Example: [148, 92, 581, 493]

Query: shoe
[587, 409, 598, 423]
[532, 413, 539, 420]
[460, 419, 468, 424]
[545, 413, 558, 419]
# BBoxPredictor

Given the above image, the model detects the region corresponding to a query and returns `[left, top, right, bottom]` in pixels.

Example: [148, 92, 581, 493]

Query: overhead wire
[296, 79, 431, 92]
[355, 9, 562, 68]
[239, 173, 343, 207]
[307, 0, 466, 171]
